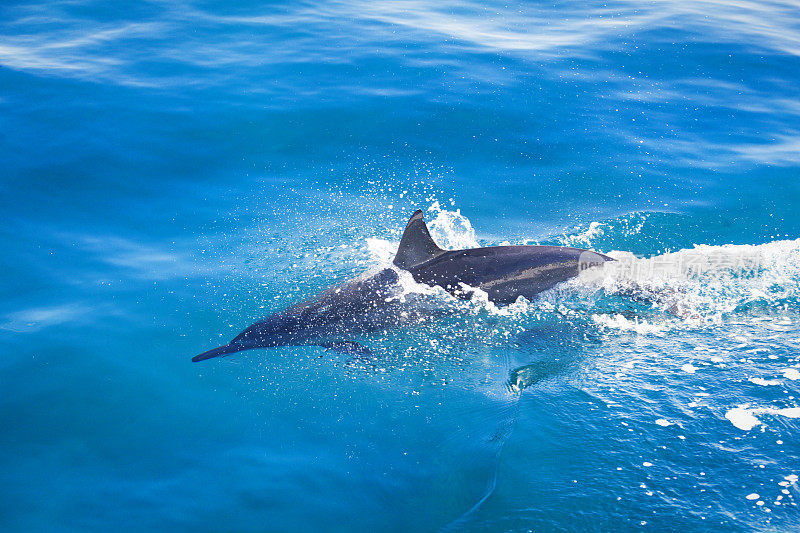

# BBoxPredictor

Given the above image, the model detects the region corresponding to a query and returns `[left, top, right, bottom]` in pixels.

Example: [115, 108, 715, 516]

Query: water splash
[427, 201, 479, 250]
[557, 220, 607, 248]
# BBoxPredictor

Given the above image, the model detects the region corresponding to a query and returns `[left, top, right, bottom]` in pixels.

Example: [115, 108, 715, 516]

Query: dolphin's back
[408, 245, 612, 304]
[391, 211, 611, 303]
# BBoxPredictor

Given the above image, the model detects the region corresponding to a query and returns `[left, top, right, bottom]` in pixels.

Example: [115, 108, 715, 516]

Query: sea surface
[2, 0, 800, 531]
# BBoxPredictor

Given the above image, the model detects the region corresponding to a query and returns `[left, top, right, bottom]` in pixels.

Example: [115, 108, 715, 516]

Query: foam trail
[562, 239, 800, 330]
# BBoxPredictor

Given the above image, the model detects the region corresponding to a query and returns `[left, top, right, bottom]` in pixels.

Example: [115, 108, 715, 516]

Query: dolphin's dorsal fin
[393, 210, 444, 270]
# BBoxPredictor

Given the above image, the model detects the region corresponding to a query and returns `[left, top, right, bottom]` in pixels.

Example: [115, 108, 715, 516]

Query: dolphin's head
[192, 314, 296, 362]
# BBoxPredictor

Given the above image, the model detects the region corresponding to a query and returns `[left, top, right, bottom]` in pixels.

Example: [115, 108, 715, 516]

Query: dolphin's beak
[192, 343, 242, 362]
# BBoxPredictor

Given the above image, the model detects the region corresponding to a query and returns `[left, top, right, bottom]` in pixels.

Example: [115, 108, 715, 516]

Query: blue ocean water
[2, 0, 800, 530]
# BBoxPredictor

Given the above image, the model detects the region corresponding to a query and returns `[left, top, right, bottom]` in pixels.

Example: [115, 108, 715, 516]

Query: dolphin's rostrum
[192, 210, 612, 362]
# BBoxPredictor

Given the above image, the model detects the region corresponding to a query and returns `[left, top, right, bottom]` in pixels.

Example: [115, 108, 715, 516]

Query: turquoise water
[2, 0, 800, 530]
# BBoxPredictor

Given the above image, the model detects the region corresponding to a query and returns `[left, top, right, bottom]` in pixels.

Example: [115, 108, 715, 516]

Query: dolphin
[192, 210, 612, 362]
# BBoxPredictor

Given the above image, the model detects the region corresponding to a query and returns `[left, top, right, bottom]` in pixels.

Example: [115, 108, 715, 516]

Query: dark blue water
[2, 0, 800, 530]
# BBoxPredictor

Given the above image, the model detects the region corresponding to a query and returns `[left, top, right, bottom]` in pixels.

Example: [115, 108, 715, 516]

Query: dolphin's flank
[192, 210, 612, 361]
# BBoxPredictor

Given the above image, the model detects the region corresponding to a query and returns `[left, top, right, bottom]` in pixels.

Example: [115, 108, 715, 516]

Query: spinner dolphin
[193, 210, 612, 361]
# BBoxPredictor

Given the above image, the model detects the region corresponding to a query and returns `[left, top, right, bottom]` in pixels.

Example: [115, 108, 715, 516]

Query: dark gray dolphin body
[193, 210, 612, 362]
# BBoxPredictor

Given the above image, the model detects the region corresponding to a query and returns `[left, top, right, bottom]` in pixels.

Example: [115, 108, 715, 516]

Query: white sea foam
[725, 405, 800, 431]
[783, 368, 800, 380]
[726, 407, 763, 430]
[591, 313, 668, 335]
[749, 377, 781, 386]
